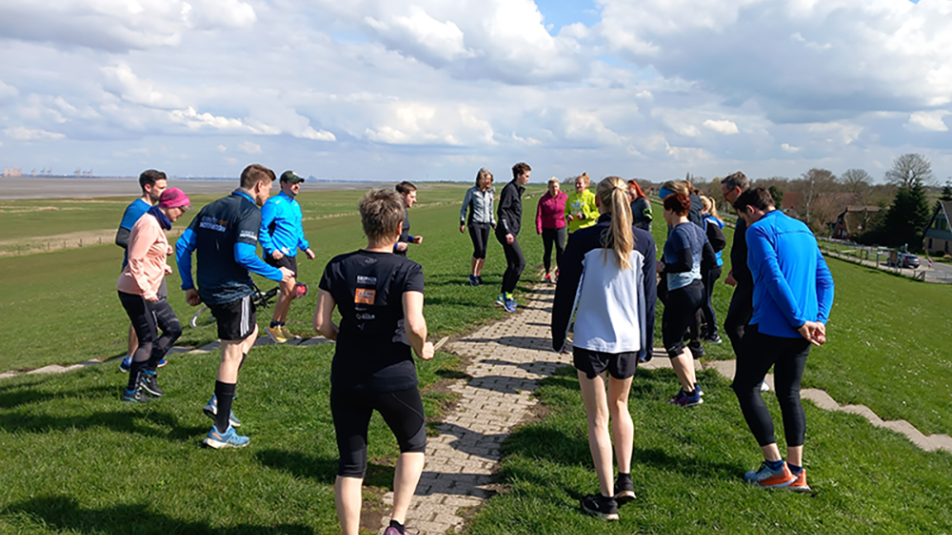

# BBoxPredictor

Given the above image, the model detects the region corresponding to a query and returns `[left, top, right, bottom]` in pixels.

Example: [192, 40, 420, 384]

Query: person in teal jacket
[259, 170, 315, 343]
[566, 172, 599, 233]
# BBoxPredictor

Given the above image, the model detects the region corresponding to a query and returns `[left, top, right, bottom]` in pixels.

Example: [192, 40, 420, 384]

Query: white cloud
[907, 110, 950, 132]
[217, 145, 227, 152]
[781, 143, 800, 153]
[703, 119, 739, 135]
[0, 80, 18, 102]
[102, 64, 182, 109]
[299, 127, 337, 141]
[365, 6, 474, 63]
[238, 141, 261, 154]
[4, 127, 65, 140]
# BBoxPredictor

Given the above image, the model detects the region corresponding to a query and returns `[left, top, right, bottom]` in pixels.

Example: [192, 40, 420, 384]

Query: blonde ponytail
[595, 176, 635, 270]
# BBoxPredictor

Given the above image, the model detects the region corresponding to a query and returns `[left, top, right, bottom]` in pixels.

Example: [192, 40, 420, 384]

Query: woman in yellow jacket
[566, 172, 599, 233]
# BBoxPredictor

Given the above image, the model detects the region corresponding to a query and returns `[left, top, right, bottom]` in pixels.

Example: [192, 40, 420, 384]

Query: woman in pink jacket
[536, 177, 568, 283]
[117, 188, 191, 403]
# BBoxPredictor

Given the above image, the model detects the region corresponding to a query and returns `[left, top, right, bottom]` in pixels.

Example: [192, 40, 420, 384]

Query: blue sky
[0, 0, 950, 184]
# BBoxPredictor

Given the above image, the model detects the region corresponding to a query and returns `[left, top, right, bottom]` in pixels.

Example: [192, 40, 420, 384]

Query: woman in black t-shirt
[314, 188, 434, 535]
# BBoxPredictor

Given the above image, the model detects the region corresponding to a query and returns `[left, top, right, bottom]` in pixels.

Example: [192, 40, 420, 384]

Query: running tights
[541, 227, 566, 274]
[498, 234, 526, 294]
[731, 324, 810, 447]
[118, 291, 182, 389]
[698, 266, 722, 338]
[469, 223, 491, 259]
[724, 283, 753, 355]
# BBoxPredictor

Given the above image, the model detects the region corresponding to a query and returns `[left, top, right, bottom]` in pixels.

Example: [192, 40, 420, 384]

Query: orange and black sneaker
[787, 468, 811, 492]
[743, 461, 795, 488]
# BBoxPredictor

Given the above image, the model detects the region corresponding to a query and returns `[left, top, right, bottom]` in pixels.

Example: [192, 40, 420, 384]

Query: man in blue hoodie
[259, 170, 315, 343]
[730, 188, 834, 492]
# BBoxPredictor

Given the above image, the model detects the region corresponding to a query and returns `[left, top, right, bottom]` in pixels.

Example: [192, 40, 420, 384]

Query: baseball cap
[159, 187, 190, 209]
[280, 171, 305, 184]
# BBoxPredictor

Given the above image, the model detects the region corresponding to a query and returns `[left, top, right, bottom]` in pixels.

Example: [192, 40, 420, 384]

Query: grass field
[465, 366, 952, 534]
[2, 185, 952, 534]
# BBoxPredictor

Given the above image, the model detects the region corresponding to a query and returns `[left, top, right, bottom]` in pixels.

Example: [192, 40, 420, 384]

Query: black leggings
[724, 283, 753, 355]
[118, 292, 182, 388]
[497, 233, 526, 294]
[661, 279, 704, 357]
[331, 386, 427, 477]
[469, 223, 491, 259]
[731, 324, 810, 447]
[698, 266, 722, 338]
[541, 227, 566, 274]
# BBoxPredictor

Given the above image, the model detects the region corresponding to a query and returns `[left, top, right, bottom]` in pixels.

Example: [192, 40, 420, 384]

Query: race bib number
[355, 288, 376, 305]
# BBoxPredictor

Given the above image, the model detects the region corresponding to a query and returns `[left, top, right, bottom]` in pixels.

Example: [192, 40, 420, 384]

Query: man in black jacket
[495, 162, 531, 312]
[721, 171, 753, 353]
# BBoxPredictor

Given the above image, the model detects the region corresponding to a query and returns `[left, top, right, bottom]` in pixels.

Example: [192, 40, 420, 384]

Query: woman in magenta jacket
[536, 177, 568, 283]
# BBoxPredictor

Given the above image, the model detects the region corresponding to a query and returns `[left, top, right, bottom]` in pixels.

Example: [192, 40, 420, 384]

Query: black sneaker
[614, 477, 636, 504]
[140, 374, 164, 397]
[468, 275, 479, 286]
[475, 276, 483, 286]
[688, 341, 705, 359]
[581, 493, 618, 520]
[121, 388, 152, 403]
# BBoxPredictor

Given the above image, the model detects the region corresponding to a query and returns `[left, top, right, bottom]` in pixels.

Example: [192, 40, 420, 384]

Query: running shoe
[543, 273, 552, 284]
[613, 476, 636, 504]
[494, 293, 507, 308]
[140, 373, 164, 397]
[383, 526, 420, 535]
[744, 461, 795, 488]
[705, 334, 723, 344]
[504, 297, 518, 313]
[787, 468, 811, 492]
[760, 380, 771, 392]
[119, 356, 132, 372]
[475, 276, 483, 286]
[156, 358, 168, 368]
[202, 425, 250, 449]
[121, 388, 152, 403]
[580, 494, 619, 521]
[694, 382, 704, 397]
[468, 275, 478, 286]
[669, 388, 703, 407]
[266, 324, 287, 344]
[203, 395, 242, 427]
[280, 325, 294, 341]
[687, 341, 705, 359]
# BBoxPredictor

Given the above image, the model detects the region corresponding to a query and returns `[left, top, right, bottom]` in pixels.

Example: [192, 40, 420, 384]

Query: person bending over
[259, 170, 315, 343]
[117, 188, 190, 402]
[460, 168, 495, 286]
[552, 176, 656, 521]
[314, 188, 435, 535]
[176, 164, 294, 449]
[731, 188, 834, 491]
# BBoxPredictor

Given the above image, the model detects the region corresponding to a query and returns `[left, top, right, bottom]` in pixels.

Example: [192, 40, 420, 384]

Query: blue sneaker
[669, 387, 703, 407]
[203, 395, 242, 428]
[202, 425, 250, 449]
[503, 298, 518, 313]
[119, 356, 132, 372]
[494, 293, 506, 308]
[121, 388, 152, 403]
[156, 358, 168, 368]
[694, 382, 704, 397]
[744, 461, 795, 488]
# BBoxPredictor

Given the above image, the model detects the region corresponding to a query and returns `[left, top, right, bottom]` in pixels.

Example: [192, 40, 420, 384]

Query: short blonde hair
[547, 177, 560, 186]
[359, 189, 405, 245]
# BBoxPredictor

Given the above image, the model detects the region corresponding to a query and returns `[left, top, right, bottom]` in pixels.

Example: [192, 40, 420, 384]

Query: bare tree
[798, 168, 836, 230]
[885, 153, 934, 188]
[839, 168, 872, 205]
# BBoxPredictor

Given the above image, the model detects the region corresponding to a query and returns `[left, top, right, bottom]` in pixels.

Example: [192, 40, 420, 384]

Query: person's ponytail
[595, 176, 635, 270]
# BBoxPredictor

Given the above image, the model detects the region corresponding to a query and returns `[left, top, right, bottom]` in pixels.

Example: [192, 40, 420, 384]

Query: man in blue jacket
[730, 188, 834, 492]
[259, 170, 315, 343]
[176, 164, 294, 449]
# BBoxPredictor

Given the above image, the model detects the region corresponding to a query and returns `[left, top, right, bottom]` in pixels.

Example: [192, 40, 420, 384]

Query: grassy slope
[466, 367, 952, 535]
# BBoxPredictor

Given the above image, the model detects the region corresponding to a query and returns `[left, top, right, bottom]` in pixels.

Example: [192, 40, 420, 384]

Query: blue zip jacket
[747, 210, 835, 338]
[259, 191, 309, 257]
[176, 189, 283, 305]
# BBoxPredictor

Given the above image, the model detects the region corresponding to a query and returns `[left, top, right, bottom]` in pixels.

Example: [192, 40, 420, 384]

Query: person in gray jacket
[460, 168, 496, 286]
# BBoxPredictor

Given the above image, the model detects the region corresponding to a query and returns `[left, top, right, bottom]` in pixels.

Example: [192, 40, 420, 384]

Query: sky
[1, 0, 951, 184]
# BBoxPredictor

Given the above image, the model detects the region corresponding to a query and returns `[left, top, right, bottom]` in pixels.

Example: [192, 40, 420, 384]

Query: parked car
[899, 253, 920, 269]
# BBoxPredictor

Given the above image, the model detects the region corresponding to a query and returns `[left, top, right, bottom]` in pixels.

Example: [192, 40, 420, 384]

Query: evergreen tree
[941, 180, 952, 202]
[883, 154, 933, 250]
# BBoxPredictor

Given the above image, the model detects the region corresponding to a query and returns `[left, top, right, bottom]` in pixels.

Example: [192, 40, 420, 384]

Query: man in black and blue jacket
[494, 162, 530, 312]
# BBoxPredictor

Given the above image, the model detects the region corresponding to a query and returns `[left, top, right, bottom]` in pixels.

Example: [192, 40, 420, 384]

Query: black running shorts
[265, 253, 298, 277]
[209, 294, 256, 341]
[573, 347, 639, 380]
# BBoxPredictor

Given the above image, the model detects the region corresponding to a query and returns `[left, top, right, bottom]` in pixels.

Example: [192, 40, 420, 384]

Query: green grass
[465, 366, 952, 535]
[0, 343, 462, 535]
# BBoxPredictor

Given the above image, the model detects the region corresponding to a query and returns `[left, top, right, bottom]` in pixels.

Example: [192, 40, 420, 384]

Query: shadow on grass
[0, 385, 116, 410]
[0, 408, 207, 442]
[3, 496, 311, 534]
[254, 449, 396, 489]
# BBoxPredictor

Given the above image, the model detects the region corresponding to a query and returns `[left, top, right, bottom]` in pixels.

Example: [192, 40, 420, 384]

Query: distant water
[0, 178, 397, 199]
